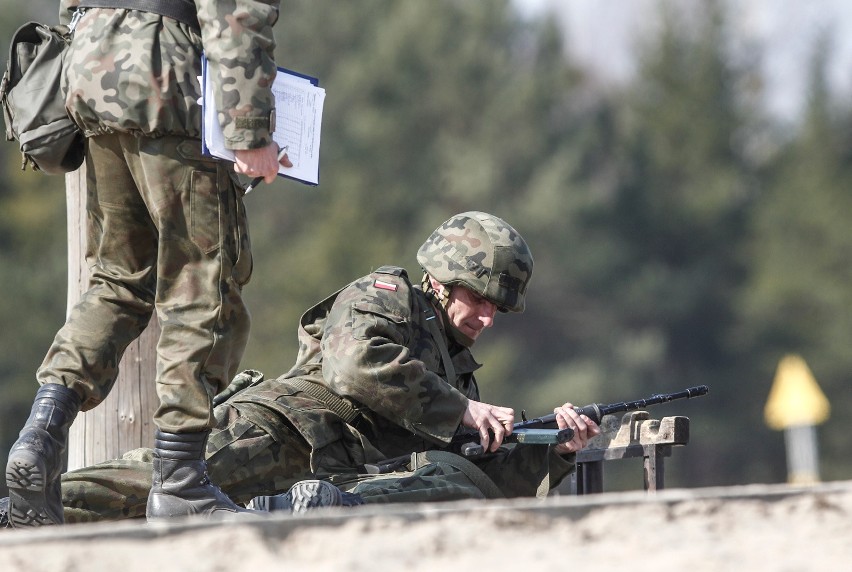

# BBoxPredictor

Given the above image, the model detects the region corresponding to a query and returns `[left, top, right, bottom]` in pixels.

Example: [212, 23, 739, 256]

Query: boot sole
[286, 480, 342, 513]
[5, 448, 60, 527]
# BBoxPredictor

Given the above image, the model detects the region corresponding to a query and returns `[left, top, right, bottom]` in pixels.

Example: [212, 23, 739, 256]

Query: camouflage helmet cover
[417, 211, 534, 312]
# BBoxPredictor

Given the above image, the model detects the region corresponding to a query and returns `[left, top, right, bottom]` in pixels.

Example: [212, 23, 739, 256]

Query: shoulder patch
[344, 269, 414, 322]
[371, 266, 409, 291]
[373, 279, 398, 292]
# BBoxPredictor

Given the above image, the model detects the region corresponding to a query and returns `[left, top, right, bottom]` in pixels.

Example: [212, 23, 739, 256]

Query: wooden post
[65, 164, 160, 471]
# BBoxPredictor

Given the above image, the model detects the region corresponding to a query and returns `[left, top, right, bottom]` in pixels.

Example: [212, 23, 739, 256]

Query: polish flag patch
[374, 279, 398, 291]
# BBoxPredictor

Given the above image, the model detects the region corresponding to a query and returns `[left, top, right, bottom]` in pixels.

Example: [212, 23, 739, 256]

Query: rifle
[451, 385, 709, 457]
[517, 384, 709, 427]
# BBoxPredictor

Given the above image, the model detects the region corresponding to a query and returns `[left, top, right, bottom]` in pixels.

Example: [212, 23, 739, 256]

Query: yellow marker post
[764, 354, 830, 484]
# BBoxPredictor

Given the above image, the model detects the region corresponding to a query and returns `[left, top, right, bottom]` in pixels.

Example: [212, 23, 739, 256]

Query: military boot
[1, 497, 11, 529]
[145, 429, 260, 522]
[5, 383, 81, 527]
[248, 480, 365, 514]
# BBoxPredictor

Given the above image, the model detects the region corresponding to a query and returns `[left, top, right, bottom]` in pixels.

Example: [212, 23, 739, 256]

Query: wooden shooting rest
[566, 411, 691, 494]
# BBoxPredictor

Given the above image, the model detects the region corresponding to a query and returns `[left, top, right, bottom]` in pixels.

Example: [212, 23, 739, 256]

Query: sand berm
[2, 480, 850, 570]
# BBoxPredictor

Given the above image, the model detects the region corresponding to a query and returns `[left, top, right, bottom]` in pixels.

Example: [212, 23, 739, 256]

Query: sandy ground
[2, 480, 850, 571]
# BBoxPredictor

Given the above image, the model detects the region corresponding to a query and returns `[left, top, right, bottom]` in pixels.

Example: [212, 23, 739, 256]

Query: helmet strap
[421, 273, 475, 347]
[421, 273, 451, 310]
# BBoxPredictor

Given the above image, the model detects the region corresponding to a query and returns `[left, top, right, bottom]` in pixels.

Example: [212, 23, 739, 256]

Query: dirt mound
[2, 481, 850, 570]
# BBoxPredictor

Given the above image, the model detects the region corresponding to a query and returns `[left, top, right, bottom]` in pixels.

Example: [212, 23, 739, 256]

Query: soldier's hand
[461, 400, 514, 453]
[234, 143, 292, 183]
[552, 402, 600, 455]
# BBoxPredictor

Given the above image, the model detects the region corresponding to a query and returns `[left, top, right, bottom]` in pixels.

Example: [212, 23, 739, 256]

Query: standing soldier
[5, 0, 291, 527]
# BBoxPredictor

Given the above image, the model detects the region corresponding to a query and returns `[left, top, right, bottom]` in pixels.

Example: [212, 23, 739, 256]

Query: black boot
[1, 497, 10, 529]
[146, 429, 260, 522]
[5, 384, 81, 527]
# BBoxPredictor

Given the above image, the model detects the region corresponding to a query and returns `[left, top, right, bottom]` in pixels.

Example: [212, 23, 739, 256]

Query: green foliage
[2, 0, 851, 493]
[736, 30, 852, 483]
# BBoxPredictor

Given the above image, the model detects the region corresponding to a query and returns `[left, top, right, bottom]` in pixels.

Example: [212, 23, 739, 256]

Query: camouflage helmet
[417, 211, 533, 313]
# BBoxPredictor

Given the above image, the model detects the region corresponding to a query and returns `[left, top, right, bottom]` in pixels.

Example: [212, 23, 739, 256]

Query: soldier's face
[444, 285, 498, 342]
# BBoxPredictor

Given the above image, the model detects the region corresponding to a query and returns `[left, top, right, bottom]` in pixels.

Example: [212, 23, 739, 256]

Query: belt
[78, 0, 199, 31]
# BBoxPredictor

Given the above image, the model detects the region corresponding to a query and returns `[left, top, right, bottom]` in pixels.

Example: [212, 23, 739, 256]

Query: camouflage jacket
[59, 0, 278, 148]
[230, 266, 480, 473]
[228, 266, 577, 497]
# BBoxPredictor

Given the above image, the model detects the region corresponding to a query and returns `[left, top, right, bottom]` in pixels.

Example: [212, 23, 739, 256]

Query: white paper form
[201, 57, 325, 186]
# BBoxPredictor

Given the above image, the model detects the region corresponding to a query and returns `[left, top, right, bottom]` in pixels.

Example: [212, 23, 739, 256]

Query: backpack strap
[78, 0, 199, 31]
[285, 378, 362, 425]
[423, 305, 456, 384]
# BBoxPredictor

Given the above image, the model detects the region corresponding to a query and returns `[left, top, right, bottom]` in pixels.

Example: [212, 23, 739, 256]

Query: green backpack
[0, 21, 84, 174]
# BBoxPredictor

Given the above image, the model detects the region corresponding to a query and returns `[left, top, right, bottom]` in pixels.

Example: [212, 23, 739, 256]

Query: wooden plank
[576, 412, 690, 463]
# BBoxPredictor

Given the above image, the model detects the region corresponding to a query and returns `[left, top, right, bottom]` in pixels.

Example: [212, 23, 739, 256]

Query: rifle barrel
[598, 384, 709, 417]
[515, 384, 709, 427]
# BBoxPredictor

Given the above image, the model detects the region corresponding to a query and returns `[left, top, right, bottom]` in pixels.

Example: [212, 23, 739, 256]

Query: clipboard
[200, 55, 325, 186]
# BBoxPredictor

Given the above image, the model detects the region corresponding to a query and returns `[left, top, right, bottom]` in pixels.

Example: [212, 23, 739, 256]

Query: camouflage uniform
[60, 265, 575, 523]
[40, 0, 280, 430]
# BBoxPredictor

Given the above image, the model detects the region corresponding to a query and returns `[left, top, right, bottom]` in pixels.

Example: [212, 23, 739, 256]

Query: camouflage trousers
[61, 404, 314, 523]
[59, 404, 574, 521]
[37, 133, 253, 431]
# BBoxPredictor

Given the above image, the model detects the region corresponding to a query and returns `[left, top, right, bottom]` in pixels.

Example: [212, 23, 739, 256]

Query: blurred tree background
[2, 0, 850, 496]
